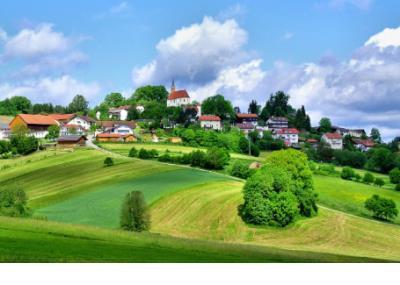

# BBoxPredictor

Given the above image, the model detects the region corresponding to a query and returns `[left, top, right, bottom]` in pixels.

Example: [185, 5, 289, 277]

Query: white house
[321, 133, 343, 150]
[273, 128, 299, 146]
[108, 105, 130, 120]
[199, 115, 221, 130]
[353, 139, 375, 152]
[0, 116, 12, 140]
[67, 116, 95, 131]
[167, 81, 191, 107]
[60, 124, 86, 136]
[267, 116, 289, 130]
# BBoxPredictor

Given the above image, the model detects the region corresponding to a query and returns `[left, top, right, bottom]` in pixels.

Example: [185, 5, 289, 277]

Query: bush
[365, 195, 398, 221]
[104, 157, 114, 167]
[354, 173, 362, 182]
[0, 187, 31, 217]
[265, 149, 318, 217]
[374, 177, 385, 187]
[149, 149, 158, 158]
[396, 184, 400, 191]
[341, 167, 356, 180]
[229, 161, 253, 179]
[333, 150, 367, 168]
[203, 147, 230, 170]
[158, 153, 173, 162]
[138, 148, 151, 159]
[190, 150, 207, 167]
[120, 191, 150, 232]
[362, 172, 375, 184]
[129, 147, 138, 157]
[239, 166, 299, 227]
[389, 168, 400, 184]
[179, 153, 191, 164]
[10, 135, 38, 155]
[0, 140, 11, 155]
[314, 164, 337, 176]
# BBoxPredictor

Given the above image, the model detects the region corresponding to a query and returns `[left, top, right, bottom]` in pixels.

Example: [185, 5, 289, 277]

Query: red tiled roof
[48, 114, 75, 121]
[306, 138, 319, 143]
[236, 113, 258, 119]
[354, 139, 375, 147]
[14, 114, 58, 126]
[168, 90, 190, 100]
[323, 132, 342, 139]
[199, 115, 221, 121]
[275, 128, 299, 135]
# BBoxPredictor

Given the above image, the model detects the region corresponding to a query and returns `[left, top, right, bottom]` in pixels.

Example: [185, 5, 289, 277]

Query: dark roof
[268, 116, 288, 122]
[78, 115, 96, 123]
[57, 135, 87, 142]
[237, 123, 255, 130]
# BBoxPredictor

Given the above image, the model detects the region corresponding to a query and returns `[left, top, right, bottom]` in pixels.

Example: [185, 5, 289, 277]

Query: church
[166, 80, 191, 107]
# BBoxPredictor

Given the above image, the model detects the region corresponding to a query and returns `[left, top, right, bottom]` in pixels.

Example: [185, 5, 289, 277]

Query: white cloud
[1, 23, 88, 76]
[365, 27, 400, 49]
[217, 4, 247, 20]
[133, 16, 248, 86]
[0, 75, 101, 106]
[0, 28, 7, 41]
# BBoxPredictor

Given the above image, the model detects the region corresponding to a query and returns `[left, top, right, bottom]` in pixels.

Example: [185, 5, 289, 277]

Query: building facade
[321, 133, 343, 150]
[199, 115, 222, 130]
[273, 128, 299, 146]
[267, 116, 289, 130]
[167, 81, 191, 107]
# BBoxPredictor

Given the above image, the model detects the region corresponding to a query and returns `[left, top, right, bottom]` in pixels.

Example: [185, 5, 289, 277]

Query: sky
[0, 0, 399, 140]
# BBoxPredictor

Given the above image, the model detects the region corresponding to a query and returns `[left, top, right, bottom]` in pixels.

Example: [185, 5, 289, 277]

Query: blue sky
[0, 0, 399, 139]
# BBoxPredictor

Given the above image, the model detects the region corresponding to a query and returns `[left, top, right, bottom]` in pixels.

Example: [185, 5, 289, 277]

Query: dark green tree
[248, 100, 260, 114]
[0, 187, 31, 217]
[201, 94, 235, 121]
[260, 91, 294, 120]
[47, 125, 60, 140]
[319, 117, 332, 133]
[131, 85, 169, 103]
[120, 191, 150, 232]
[365, 195, 398, 221]
[370, 128, 382, 144]
[104, 93, 126, 107]
[362, 172, 375, 184]
[104, 157, 114, 167]
[389, 168, 400, 184]
[68, 95, 89, 114]
[374, 177, 385, 187]
[10, 96, 31, 114]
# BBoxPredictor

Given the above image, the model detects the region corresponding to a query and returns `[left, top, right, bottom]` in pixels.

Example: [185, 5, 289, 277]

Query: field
[99, 142, 264, 161]
[1, 147, 400, 262]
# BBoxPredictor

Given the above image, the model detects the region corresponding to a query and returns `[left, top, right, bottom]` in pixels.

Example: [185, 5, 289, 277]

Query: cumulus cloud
[0, 75, 101, 106]
[1, 23, 88, 76]
[365, 26, 400, 50]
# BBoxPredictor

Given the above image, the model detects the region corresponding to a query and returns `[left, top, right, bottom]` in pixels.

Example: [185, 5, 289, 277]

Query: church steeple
[171, 79, 176, 93]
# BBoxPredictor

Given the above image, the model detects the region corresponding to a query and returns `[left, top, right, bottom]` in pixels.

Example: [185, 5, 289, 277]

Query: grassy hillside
[0, 216, 380, 263]
[37, 169, 230, 228]
[151, 181, 400, 261]
[99, 142, 263, 161]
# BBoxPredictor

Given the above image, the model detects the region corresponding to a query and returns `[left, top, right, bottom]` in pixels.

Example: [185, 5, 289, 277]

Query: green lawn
[0, 216, 380, 262]
[99, 142, 264, 161]
[36, 169, 231, 228]
[314, 175, 400, 224]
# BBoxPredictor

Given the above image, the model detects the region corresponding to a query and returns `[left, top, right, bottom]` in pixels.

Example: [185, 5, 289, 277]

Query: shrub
[0, 140, 11, 155]
[341, 167, 355, 180]
[179, 153, 192, 164]
[396, 184, 400, 191]
[104, 157, 114, 167]
[389, 168, 400, 184]
[190, 150, 207, 167]
[10, 135, 38, 155]
[229, 161, 253, 179]
[374, 177, 385, 187]
[149, 149, 159, 158]
[0, 187, 31, 217]
[129, 147, 138, 157]
[265, 149, 318, 217]
[354, 173, 362, 182]
[138, 148, 151, 159]
[203, 147, 230, 170]
[362, 172, 375, 184]
[239, 166, 299, 227]
[365, 195, 398, 221]
[333, 150, 367, 168]
[158, 153, 172, 162]
[314, 164, 336, 176]
[120, 191, 150, 232]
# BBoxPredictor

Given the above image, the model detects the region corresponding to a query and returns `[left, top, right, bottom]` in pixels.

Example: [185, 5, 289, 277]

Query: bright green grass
[151, 181, 400, 261]
[36, 169, 231, 228]
[0, 216, 381, 262]
[99, 142, 264, 161]
[0, 148, 178, 208]
[314, 175, 400, 224]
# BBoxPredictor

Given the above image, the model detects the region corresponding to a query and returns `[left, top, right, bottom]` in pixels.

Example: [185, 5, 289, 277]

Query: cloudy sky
[0, 0, 399, 139]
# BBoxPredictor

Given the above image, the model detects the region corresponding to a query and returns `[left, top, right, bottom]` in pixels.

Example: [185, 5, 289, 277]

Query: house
[199, 115, 222, 130]
[331, 126, 366, 138]
[9, 114, 58, 138]
[108, 105, 130, 120]
[236, 113, 258, 126]
[236, 123, 255, 135]
[353, 138, 375, 152]
[305, 138, 319, 149]
[96, 133, 137, 142]
[60, 124, 86, 136]
[321, 132, 343, 150]
[267, 116, 288, 130]
[50, 114, 95, 132]
[48, 114, 75, 124]
[57, 135, 87, 148]
[0, 116, 12, 140]
[96, 121, 136, 134]
[167, 81, 191, 107]
[273, 128, 299, 146]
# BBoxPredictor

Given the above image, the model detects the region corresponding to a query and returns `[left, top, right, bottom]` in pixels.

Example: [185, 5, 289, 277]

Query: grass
[0, 148, 179, 208]
[151, 180, 400, 261]
[99, 142, 264, 161]
[314, 175, 400, 224]
[36, 169, 231, 228]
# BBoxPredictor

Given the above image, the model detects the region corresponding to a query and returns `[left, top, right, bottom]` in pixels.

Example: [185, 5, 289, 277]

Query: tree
[260, 91, 293, 120]
[229, 161, 254, 179]
[68, 95, 89, 114]
[131, 85, 169, 103]
[317, 141, 334, 162]
[104, 93, 125, 107]
[341, 167, 356, 180]
[239, 166, 299, 227]
[370, 128, 381, 144]
[9, 96, 32, 114]
[0, 187, 30, 217]
[248, 100, 260, 114]
[129, 147, 138, 157]
[127, 105, 140, 120]
[363, 172, 375, 184]
[374, 177, 385, 187]
[366, 147, 396, 173]
[120, 191, 150, 232]
[365, 195, 398, 221]
[141, 101, 167, 121]
[47, 125, 60, 140]
[319, 117, 332, 133]
[396, 184, 400, 191]
[294, 105, 311, 131]
[201, 94, 235, 121]
[104, 157, 114, 167]
[342, 135, 356, 151]
[265, 149, 318, 217]
[389, 168, 400, 184]
[203, 147, 230, 170]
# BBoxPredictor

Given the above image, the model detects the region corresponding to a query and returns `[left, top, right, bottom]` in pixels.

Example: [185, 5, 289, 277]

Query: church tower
[171, 79, 176, 93]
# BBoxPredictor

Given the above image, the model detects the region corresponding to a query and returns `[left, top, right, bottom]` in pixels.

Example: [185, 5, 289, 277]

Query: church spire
[171, 79, 176, 93]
